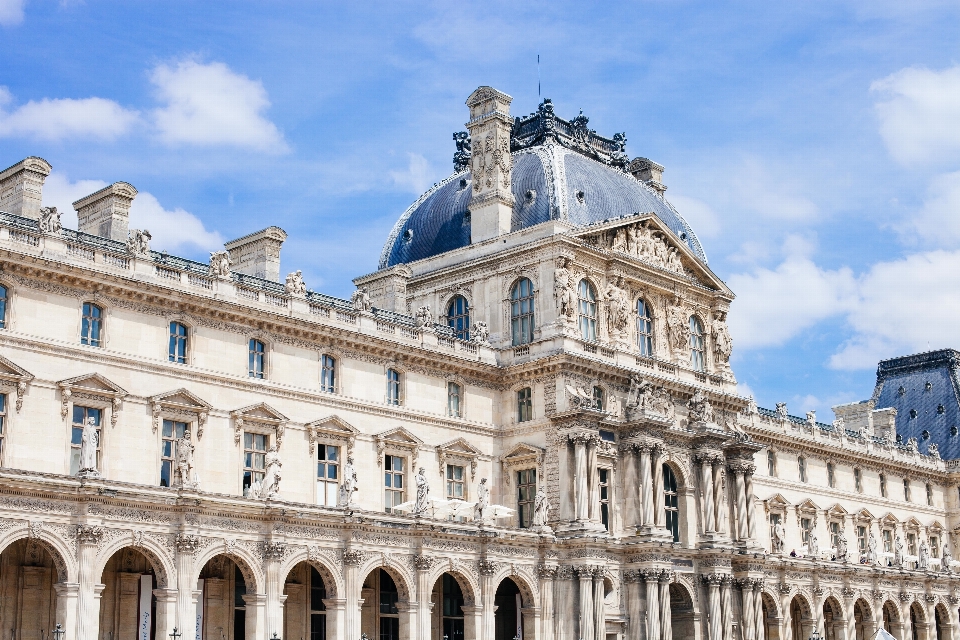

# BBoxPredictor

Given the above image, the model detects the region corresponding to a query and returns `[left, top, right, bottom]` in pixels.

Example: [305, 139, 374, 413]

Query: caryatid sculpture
[712, 311, 733, 365]
[604, 275, 630, 342]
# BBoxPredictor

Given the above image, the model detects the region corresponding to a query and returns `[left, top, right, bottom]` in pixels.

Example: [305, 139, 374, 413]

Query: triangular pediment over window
[306, 415, 359, 456]
[826, 503, 849, 518]
[150, 388, 212, 437]
[855, 508, 875, 522]
[880, 513, 900, 526]
[231, 402, 288, 447]
[0, 354, 33, 412]
[436, 437, 483, 477]
[58, 373, 127, 427]
[500, 443, 545, 486]
[763, 493, 790, 513]
[375, 426, 423, 468]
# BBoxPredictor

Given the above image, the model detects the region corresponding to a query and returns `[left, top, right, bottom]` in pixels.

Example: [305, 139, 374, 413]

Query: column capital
[342, 550, 365, 566]
[76, 524, 103, 546]
[536, 564, 557, 580]
[658, 569, 673, 584]
[175, 533, 202, 554]
[413, 554, 433, 571]
[262, 541, 286, 560]
[701, 573, 725, 586]
[478, 559, 499, 576]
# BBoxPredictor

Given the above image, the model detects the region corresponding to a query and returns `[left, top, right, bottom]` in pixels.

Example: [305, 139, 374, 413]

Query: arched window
[636, 298, 653, 356]
[798, 456, 807, 483]
[81, 302, 103, 347]
[248, 339, 266, 379]
[689, 315, 705, 371]
[320, 354, 336, 393]
[767, 450, 777, 477]
[0, 285, 8, 329]
[577, 279, 597, 341]
[663, 464, 680, 542]
[386, 369, 401, 405]
[446, 295, 470, 340]
[510, 278, 535, 346]
[169, 321, 188, 364]
[447, 382, 462, 418]
[592, 386, 604, 411]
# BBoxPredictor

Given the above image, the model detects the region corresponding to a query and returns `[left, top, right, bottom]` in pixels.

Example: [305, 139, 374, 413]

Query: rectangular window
[882, 529, 893, 554]
[160, 419, 187, 487]
[80, 302, 103, 347]
[242, 432, 267, 496]
[446, 464, 465, 500]
[931, 536, 941, 559]
[592, 386, 604, 410]
[517, 387, 532, 422]
[0, 285, 8, 329]
[904, 479, 911, 502]
[599, 429, 616, 442]
[0, 394, 6, 466]
[663, 464, 680, 543]
[907, 532, 917, 557]
[800, 517, 812, 548]
[829, 521, 841, 551]
[169, 322, 188, 364]
[70, 405, 102, 475]
[447, 382, 461, 418]
[854, 468, 862, 493]
[248, 339, 266, 379]
[320, 355, 336, 393]
[857, 525, 868, 554]
[386, 369, 401, 405]
[599, 468, 610, 531]
[317, 445, 340, 507]
[384, 455, 405, 513]
[517, 469, 536, 528]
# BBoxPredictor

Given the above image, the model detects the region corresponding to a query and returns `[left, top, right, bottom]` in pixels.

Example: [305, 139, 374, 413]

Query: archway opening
[760, 592, 781, 640]
[883, 601, 900, 635]
[854, 598, 873, 640]
[98, 547, 157, 640]
[198, 554, 250, 640]
[789, 595, 812, 640]
[360, 568, 401, 640]
[935, 603, 948, 640]
[283, 561, 330, 640]
[0, 539, 63, 638]
[823, 597, 843, 640]
[430, 572, 466, 640]
[494, 577, 522, 640]
[910, 602, 925, 640]
[669, 582, 695, 640]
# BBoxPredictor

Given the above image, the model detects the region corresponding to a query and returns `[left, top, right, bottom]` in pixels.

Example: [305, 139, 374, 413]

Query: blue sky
[3, 1, 960, 418]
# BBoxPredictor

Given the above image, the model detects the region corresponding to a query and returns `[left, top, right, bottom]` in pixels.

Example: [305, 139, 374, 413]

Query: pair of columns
[570, 433, 604, 528]
[702, 574, 734, 640]
[736, 578, 765, 640]
[622, 568, 672, 640]
[624, 442, 665, 533]
[573, 565, 607, 640]
[695, 453, 728, 537]
[728, 461, 758, 544]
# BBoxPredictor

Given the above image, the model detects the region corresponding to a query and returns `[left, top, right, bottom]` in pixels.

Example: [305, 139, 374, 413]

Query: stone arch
[669, 580, 697, 640]
[935, 602, 951, 640]
[95, 533, 175, 589]
[852, 598, 873, 640]
[358, 557, 414, 601]
[822, 595, 845, 640]
[193, 542, 265, 594]
[661, 455, 692, 489]
[674, 573, 700, 610]
[882, 600, 901, 633]
[278, 547, 343, 598]
[910, 600, 927, 624]
[489, 565, 538, 608]
[426, 561, 479, 606]
[759, 590, 783, 640]
[787, 593, 814, 640]
[0, 524, 77, 583]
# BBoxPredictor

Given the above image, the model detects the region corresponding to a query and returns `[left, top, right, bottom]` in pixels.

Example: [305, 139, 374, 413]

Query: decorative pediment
[855, 508, 875, 522]
[150, 388, 212, 436]
[880, 513, 900, 526]
[795, 498, 820, 526]
[0, 354, 33, 412]
[763, 493, 790, 514]
[231, 403, 288, 447]
[904, 516, 922, 531]
[436, 437, 482, 477]
[375, 427, 423, 468]
[929, 521, 945, 534]
[306, 415, 359, 456]
[58, 373, 127, 427]
[500, 443, 545, 486]
[826, 504, 850, 519]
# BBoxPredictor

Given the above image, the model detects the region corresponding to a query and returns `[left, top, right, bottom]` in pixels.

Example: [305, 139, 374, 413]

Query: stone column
[75, 525, 104, 640]
[263, 542, 286, 638]
[639, 445, 653, 528]
[342, 549, 365, 640]
[395, 601, 419, 640]
[740, 579, 756, 640]
[153, 588, 178, 637]
[646, 571, 661, 640]
[53, 582, 79, 640]
[623, 445, 639, 530]
[713, 460, 726, 536]
[480, 560, 499, 639]
[592, 567, 605, 640]
[415, 555, 434, 640]
[700, 458, 716, 534]
[659, 571, 672, 640]
[174, 533, 201, 636]
[652, 445, 665, 527]
[460, 604, 483, 640]
[720, 576, 732, 640]
[322, 597, 346, 640]
[732, 466, 747, 542]
[623, 571, 642, 640]
[745, 465, 758, 541]
[241, 593, 266, 640]
[577, 566, 595, 640]
[587, 438, 600, 525]
[574, 437, 589, 522]
[537, 565, 557, 640]
[705, 575, 722, 640]
[753, 580, 765, 640]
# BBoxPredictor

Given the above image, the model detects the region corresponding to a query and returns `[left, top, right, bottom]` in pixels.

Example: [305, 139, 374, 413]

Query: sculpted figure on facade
[259, 445, 282, 499]
[78, 415, 99, 477]
[174, 429, 197, 489]
[808, 531, 819, 558]
[475, 477, 490, 523]
[772, 520, 785, 554]
[928, 443, 941, 459]
[666, 297, 690, 358]
[588, 221, 688, 275]
[626, 374, 675, 421]
[942, 539, 954, 573]
[894, 535, 904, 568]
[209, 250, 231, 277]
[127, 229, 152, 256]
[867, 532, 878, 565]
[604, 275, 630, 342]
[452, 131, 471, 172]
[351, 286, 372, 312]
[712, 311, 733, 365]
[775, 402, 788, 421]
[687, 389, 714, 425]
[470, 321, 489, 344]
[918, 540, 930, 570]
[836, 529, 848, 561]
[532, 486, 551, 531]
[554, 257, 576, 324]
[39, 206, 62, 234]
[414, 467, 430, 517]
[285, 270, 307, 295]
[338, 456, 358, 508]
[415, 305, 432, 328]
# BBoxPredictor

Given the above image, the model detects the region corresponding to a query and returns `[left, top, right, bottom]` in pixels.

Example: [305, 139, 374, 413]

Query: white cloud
[0, 87, 138, 141]
[41, 172, 222, 254]
[668, 194, 720, 239]
[872, 65, 960, 165]
[150, 59, 287, 152]
[901, 170, 960, 245]
[0, 0, 24, 26]
[389, 153, 433, 195]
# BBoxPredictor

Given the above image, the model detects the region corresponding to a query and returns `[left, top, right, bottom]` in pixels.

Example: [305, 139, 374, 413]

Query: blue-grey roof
[873, 349, 960, 460]
[379, 144, 707, 269]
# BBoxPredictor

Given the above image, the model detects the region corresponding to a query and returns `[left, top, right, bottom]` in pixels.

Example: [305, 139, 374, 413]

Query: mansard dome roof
[379, 102, 707, 269]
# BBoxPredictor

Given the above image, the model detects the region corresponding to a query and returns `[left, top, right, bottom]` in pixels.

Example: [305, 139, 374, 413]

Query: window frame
[0, 393, 6, 466]
[510, 278, 535, 346]
[168, 321, 189, 364]
[447, 381, 462, 418]
[159, 419, 189, 487]
[70, 404, 103, 475]
[516, 468, 536, 529]
[383, 454, 406, 513]
[320, 354, 337, 393]
[577, 279, 598, 342]
[798, 455, 807, 483]
[689, 315, 706, 372]
[926, 483, 934, 507]
[80, 301, 104, 347]
[516, 387, 533, 423]
[636, 297, 653, 356]
[903, 478, 911, 502]
[316, 443, 341, 507]
[592, 385, 604, 411]
[248, 338, 267, 379]
[0, 283, 10, 329]
[242, 431, 269, 496]
[663, 463, 680, 542]
[446, 295, 470, 341]
[445, 464, 466, 501]
[386, 368, 402, 406]
[767, 450, 777, 477]
[854, 468, 863, 493]
[827, 462, 836, 488]
[598, 467, 611, 531]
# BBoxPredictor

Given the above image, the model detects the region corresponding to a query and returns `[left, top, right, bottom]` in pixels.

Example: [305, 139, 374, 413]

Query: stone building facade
[0, 86, 957, 640]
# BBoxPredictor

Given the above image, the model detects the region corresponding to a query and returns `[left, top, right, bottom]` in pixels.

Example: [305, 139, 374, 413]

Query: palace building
[0, 85, 956, 640]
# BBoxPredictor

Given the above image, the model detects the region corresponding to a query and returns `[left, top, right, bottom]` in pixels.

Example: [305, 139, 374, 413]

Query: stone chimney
[465, 86, 515, 243]
[224, 227, 287, 282]
[73, 182, 138, 241]
[629, 157, 667, 197]
[0, 156, 52, 219]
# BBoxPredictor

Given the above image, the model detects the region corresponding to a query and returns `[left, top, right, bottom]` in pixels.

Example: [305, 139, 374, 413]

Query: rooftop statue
[285, 270, 307, 295]
[208, 250, 231, 278]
